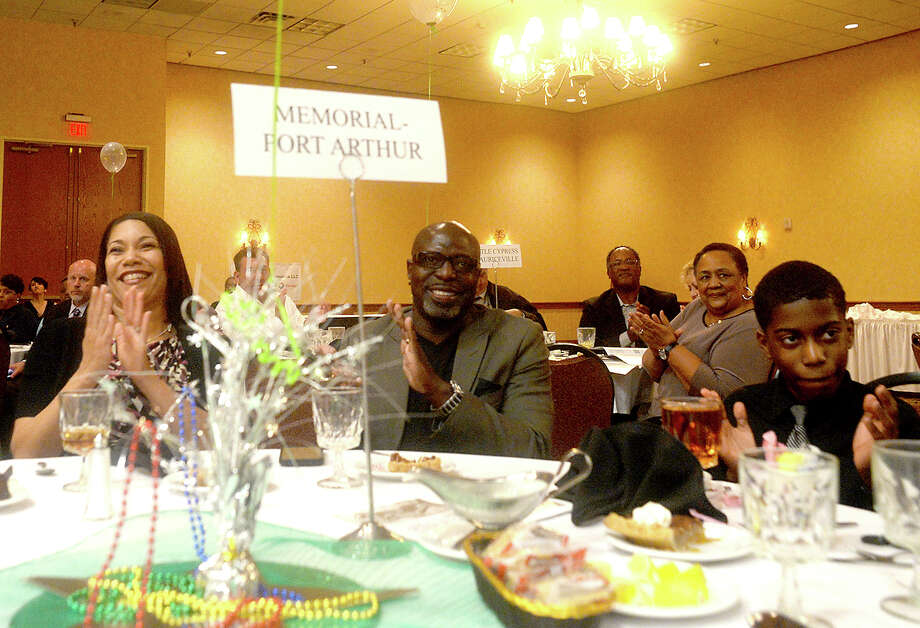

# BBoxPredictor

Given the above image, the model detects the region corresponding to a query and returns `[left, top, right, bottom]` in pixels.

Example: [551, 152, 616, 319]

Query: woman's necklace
[146, 323, 173, 344]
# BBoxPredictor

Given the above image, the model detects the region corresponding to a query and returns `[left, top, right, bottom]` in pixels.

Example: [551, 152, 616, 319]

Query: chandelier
[492, 5, 673, 105]
[239, 218, 269, 248]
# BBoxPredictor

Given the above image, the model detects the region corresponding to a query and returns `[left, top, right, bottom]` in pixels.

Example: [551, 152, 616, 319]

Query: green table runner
[2, 511, 501, 627]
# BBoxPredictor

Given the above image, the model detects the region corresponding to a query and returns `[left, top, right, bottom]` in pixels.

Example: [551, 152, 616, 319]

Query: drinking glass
[542, 330, 556, 345]
[740, 448, 838, 627]
[661, 396, 724, 468]
[312, 387, 364, 489]
[576, 327, 595, 349]
[872, 440, 920, 622]
[59, 390, 112, 492]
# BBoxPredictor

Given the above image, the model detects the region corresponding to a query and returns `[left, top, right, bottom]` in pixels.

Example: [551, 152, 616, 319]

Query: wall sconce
[485, 228, 512, 245]
[737, 217, 766, 250]
[239, 218, 269, 248]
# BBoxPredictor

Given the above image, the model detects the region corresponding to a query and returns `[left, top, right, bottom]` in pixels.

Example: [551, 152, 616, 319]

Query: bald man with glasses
[346, 221, 553, 459]
[580, 246, 680, 348]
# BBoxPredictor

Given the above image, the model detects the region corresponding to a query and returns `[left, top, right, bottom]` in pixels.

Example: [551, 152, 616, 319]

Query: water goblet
[576, 327, 595, 349]
[59, 389, 112, 492]
[872, 440, 920, 622]
[542, 330, 556, 345]
[312, 387, 364, 489]
[739, 448, 838, 627]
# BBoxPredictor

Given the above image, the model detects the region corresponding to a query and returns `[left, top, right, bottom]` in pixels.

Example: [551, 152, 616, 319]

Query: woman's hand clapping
[629, 310, 679, 351]
[76, 286, 116, 381]
[114, 286, 152, 375]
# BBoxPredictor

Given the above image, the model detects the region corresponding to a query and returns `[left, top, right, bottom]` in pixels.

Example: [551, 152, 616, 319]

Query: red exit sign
[66, 121, 90, 138]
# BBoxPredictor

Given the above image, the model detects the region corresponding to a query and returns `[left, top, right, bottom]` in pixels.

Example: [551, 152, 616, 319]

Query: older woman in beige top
[633, 243, 771, 417]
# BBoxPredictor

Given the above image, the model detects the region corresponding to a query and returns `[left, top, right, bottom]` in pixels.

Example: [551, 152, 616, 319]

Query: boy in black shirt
[717, 261, 920, 509]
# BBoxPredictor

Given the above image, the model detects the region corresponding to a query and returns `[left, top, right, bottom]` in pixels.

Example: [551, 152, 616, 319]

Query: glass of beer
[576, 327, 596, 349]
[59, 389, 112, 492]
[660, 396, 724, 468]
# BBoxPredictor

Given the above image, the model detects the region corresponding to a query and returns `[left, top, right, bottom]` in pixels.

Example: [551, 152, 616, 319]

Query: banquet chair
[865, 371, 920, 416]
[547, 343, 614, 460]
[912, 332, 920, 370]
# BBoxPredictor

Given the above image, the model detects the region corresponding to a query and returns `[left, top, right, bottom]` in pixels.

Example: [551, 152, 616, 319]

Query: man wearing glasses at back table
[345, 221, 553, 459]
[580, 246, 680, 348]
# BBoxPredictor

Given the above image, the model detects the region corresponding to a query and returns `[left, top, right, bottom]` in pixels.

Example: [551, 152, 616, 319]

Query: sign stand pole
[337, 155, 402, 550]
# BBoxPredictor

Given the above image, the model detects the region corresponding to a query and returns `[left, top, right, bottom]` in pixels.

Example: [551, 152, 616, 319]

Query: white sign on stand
[480, 244, 522, 269]
[273, 263, 302, 302]
[230, 84, 447, 183]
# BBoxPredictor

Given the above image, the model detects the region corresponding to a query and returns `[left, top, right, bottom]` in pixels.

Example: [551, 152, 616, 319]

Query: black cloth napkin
[560, 421, 727, 525]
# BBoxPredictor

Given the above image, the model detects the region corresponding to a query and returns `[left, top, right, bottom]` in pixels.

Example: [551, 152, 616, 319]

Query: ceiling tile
[277, 55, 312, 73]
[128, 22, 177, 37]
[274, 0, 329, 15]
[306, 0, 390, 23]
[277, 29, 322, 45]
[89, 3, 145, 20]
[185, 53, 228, 67]
[199, 44, 246, 59]
[222, 59, 270, 72]
[80, 16, 132, 31]
[286, 45, 334, 60]
[169, 28, 221, 44]
[212, 33, 262, 48]
[235, 49, 276, 64]
[226, 23, 276, 39]
[185, 16, 237, 33]
[166, 51, 188, 62]
[252, 39, 301, 53]
[199, 3, 257, 22]
[140, 10, 192, 27]
[32, 9, 86, 24]
[166, 38, 200, 53]
[769, 1, 856, 27]
[0, 7, 36, 18]
[39, 0, 97, 12]
[211, 0, 273, 10]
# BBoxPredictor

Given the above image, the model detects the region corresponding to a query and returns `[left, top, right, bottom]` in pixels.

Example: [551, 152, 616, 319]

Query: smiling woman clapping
[11, 213, 207, 459]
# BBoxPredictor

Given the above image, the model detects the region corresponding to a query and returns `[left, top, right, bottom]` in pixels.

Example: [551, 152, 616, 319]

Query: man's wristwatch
[657, 342, 677, 361]
[431, 379, 463, 421]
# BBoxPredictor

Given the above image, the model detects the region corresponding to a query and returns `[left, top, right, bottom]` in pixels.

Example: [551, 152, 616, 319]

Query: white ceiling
[3, 0, 919, 111]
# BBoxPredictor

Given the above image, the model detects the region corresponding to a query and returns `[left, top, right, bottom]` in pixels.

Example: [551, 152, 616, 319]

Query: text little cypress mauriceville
[265, 105, 423, 159]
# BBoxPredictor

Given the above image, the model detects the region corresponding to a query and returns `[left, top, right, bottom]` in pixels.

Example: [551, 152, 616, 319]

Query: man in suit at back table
[38, 259, 96, 328]
[346, 221, 553, 459]
[580, 246, 680, 348]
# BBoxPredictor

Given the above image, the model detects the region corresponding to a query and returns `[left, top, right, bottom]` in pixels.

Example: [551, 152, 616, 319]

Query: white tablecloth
[0, 454, 913, 627]
[847, 303, 920, 389]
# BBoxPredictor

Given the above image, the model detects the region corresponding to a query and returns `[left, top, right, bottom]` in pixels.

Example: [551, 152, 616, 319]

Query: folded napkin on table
[559, 421, 726, 525]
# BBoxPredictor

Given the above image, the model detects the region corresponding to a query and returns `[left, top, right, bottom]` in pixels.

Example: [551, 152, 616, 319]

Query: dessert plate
[0, 478, 30, 510]
[609, 566, 739, 618]
[344, 450, 455, 482]
[607, 520, 752, 563]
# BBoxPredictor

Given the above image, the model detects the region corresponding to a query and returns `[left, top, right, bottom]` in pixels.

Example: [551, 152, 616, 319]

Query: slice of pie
[387, 452, 442, 473]
[603, 512, 705, 551]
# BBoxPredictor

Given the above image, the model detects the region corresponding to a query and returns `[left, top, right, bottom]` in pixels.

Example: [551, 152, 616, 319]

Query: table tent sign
[231, 83, 447, 183]
[273, 262, 302, 302]
[480, 244, 523, 269]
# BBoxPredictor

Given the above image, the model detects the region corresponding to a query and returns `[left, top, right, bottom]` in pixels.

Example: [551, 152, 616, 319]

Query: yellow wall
[577, 30, 920, 303]
[0, 17, 167, 217]
[165, 64, 579, 305]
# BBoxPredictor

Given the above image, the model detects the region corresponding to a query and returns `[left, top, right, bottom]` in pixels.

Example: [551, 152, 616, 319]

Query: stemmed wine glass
[312, 387, 364, 489]
[59, 389, 112, 492]
[739, 448, 838, 627]
[872, 440, 920, 623]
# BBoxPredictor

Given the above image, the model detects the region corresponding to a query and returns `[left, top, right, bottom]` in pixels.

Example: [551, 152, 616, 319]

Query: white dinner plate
[607, 520, 753, 563]
[609, 567, 739, 619]
[344, 450, 460, 482]
[705, 480, 742, 511]
[0, 478, 30, 510]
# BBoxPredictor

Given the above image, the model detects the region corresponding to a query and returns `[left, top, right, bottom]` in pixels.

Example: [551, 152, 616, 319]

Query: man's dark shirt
[399, 332, 460, 450]
[724, 372, 920, 509]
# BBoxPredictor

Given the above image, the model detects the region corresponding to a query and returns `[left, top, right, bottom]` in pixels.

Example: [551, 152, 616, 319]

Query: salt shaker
[84, 432, 113, 520]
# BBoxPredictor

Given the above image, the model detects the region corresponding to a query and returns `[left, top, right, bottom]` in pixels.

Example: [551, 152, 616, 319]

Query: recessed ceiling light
[698, 61, 711, 67]
[214, 50, 227, 55]
[844, 23, 859, 29]
[325, 64, 338, 70]
[565, 98, 576, 103]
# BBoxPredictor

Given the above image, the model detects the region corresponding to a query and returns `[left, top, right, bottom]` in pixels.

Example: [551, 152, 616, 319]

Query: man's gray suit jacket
[345, 306, 553, 459]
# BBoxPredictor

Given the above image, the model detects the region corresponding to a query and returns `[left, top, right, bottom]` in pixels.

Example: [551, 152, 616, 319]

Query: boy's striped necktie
[786, 404, 810, 449]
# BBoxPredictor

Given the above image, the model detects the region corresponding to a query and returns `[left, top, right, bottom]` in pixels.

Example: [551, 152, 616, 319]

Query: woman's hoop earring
[742, 286, 754, 301]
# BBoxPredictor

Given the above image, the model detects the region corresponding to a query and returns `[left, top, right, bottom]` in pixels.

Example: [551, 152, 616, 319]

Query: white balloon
[408, 0, 458, 26]
[100, 141, 127, 174]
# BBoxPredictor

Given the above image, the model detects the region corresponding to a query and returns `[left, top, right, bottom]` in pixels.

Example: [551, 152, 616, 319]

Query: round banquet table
[0, 453, 914, 627]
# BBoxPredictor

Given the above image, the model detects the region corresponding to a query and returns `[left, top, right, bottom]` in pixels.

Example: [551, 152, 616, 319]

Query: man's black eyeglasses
[413, 251, 479, 274]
